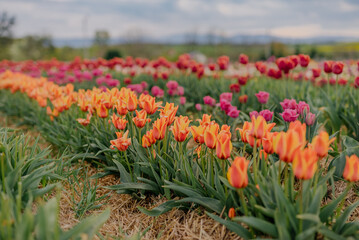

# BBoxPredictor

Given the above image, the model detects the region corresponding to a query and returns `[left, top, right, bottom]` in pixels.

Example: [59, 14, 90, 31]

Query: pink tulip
[255, 91, 269, 104]
[280, 109, 299, 122]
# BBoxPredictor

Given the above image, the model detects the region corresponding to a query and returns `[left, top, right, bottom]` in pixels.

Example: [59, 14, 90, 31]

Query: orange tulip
[133, 109, 151, 128]
[273, 130, 303, 163]
[152, 117, 167, 140]
[190, 125, 206, 144]
[110, 130, 131, 151]
[288, 121, 306, 147]
[228, 208, 236, 218]
[142, 129, 156, 148]
[110, 113, 128, 130]
[204, 123, 219, 149]
[127, 92, 138, 111]
[292, 148, 318, 180]
[159, 103, 178, 126]
[311, 132, 335, 158]
[216, 131, 232, 159]
[139, 94, 162, 115]
[237, 121, 252, 143]
[227, 156, 249, 188]
[96, 103, 108, 118]
[249, 115, 275, 140]
[77, 113, 92, 127]
[197, 114, 212, 126]
[343, 155, 359, 182]
[171, 116, 191, 142]
[262, 132, 275, 154]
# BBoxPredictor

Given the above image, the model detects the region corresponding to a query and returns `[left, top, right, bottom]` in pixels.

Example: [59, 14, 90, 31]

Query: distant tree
[0, 12, 15, 38]
[309, 46, 318, 58]
[10, 35, 55, 60]
[294, 44, 301, 55]
[270, 41, 288, 57]
[104, 49, 122, 60]
[93, 30, 110, 46]
[185, 28, 198, 45]
[0, 12, 16, 59]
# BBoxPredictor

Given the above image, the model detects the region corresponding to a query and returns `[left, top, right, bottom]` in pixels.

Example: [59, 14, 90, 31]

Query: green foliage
[104, 49, 123, 59]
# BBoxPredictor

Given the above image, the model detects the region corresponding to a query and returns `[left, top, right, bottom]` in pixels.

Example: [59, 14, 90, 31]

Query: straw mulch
[58, 164, 242, 240]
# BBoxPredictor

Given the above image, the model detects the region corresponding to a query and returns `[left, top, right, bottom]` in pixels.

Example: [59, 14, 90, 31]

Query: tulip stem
[278, 160, 282, 185]
[299, 179, 303, 233]
[124, 151, 133, 181]
[253, 139, 258, 184]
[221, 160, 226, 177]
[284, 163, 289, 197]
[1, 153, 5, 193]
[238, 189, 248, 216]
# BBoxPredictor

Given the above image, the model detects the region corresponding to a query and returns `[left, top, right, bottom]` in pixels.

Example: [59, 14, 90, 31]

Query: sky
[1, 0, 359, 40]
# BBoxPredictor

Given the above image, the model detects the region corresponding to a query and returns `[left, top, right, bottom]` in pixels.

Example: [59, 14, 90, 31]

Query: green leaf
[274, 209, 291, 240]
[319, 189, 347, 222]
[333, 200, 359, 233]
[105, 182, 157, 192]
[137, 200, 180, 217]
[206, 212, 251, 239]
[295, 226, 318, 240]
[61, 208, 110, 240]
[318, 225, 346, 240]
[234, 216, 278, 237]
[296, 214, 321, 224]
[177, 197, 223, 213]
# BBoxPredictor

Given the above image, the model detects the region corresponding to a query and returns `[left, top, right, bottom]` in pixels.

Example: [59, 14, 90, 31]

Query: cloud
[0, 0, 358, 39]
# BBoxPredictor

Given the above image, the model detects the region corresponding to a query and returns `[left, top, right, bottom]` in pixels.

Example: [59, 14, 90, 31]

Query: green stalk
[284, 163, 289, 197]
[299, 179, 304, 233]
[124, 151, 133, 181]
[253, 139, 258, 184]
[238, 188, 249, 216]
[0, 153, 5, 193]
[278, 160, 282, 185]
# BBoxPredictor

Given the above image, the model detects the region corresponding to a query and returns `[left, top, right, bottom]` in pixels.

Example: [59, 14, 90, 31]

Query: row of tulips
[1, 54, 359, 89]
[0, 71, 358, 239]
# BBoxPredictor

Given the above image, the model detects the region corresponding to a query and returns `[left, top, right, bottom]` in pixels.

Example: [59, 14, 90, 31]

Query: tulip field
[0, 53, 358, 239]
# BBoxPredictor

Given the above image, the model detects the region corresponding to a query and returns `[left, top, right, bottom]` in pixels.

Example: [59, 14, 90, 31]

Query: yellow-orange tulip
[288, 121, 306, 147]
[142, 129, 156, 148]
[171, 116, 191, 142]
[311, 131, 335, 158]
[237, 121, 252, 143]
[343, 155, 359, 182]
[159, 103, 178, 126]
[152, 117, 167, 140]
[273, 130, 302, 163]
[77, 113, 92, 127]
[216, 131, 233, 159]
[227, 157, 249, 189]
[139, 94, 162, 115]
[133, 109, 151, 128]
[96, 103, 108, 118]
[197, 114, 212, 126]
[204, 123, 219, 149]
[110, 113, 128, 130]
[248, 115, 275, 140]
[190, 125, 206, 144]
[127, 92, 138, 111]
[110, 130, 131, 151]
[292, 148, 318, 180]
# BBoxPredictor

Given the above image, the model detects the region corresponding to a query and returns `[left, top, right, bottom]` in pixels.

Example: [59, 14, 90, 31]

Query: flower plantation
[0, 54, 358, 239]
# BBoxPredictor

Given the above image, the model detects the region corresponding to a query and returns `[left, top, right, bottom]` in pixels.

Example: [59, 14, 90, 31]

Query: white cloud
[0, 0, 358, 39]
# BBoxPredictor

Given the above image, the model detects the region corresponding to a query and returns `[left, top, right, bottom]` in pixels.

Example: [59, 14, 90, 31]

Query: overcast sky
[1, 0, 359, 39]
